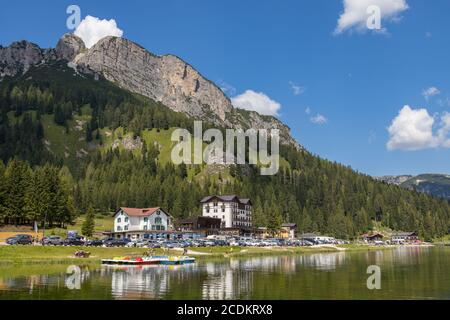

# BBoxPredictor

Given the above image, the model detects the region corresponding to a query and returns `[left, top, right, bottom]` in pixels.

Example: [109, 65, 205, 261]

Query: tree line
[0, 159, 76, 228]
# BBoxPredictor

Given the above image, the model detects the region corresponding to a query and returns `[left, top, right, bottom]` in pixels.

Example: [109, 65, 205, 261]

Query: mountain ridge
[0, 33, 300, 149]
[377, 174, 450, 200]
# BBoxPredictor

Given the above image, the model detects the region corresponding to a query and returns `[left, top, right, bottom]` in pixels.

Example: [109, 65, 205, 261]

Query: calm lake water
[1, 246, 450, 300]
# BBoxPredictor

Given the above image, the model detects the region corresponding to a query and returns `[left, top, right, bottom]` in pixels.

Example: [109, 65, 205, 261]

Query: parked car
[104, 238, 129, 247]
[41, 235, 63, 246]
[85, 239, 104, 247]
[203, 240, 216, 247]
[214, 240, 228, 246]
[63, 237, 84, 246]
[126, 240, 140, 247]
[132, 239, 153, 248]
[189, 240, 205, 247]
[6, 234, 33, 245]
[161, 241, 176, 249]
[299, 240, 314, 246]
[147, 240, 161, 248]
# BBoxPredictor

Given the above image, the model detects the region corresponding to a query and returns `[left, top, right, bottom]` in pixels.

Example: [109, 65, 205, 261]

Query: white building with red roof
[112, 207, 173, 240]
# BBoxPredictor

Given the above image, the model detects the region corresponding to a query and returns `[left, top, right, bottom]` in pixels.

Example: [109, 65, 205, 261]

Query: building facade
[391, 232, 419, 243]
[176, 216, 222, 236]
[200, 195, 252, 229]
[112, 207, 173, 240]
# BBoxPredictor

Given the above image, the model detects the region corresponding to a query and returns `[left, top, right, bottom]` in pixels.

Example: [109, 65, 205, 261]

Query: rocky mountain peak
[55, 33, 86, 61]
[0, 40, 44, 78]
[74, 36, 233, 123]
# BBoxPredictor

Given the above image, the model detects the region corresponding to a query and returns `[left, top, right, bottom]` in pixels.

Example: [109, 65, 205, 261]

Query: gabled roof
[114, 207, 171, 217]
[282, 223, 297, 228]
[361, 233, 383, 238]
[392, 231, 417, 237]
[200, 195, 252, 205]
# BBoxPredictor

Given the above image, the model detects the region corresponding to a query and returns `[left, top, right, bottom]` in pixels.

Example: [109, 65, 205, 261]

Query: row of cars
[6, 234, 342, 248]
[5, 235, 130, 247]
[40, 236, 131, 247]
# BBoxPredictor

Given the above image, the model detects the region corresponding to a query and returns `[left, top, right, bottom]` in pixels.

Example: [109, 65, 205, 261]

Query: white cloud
[437, 112, 450, 148]
[310, 114, 328, 125]
[305, 107, 311, 114]
[387, 105, 439, 151]
[335, 0, 409, 34]
[289, 81, 305, 96]
[74, 15, 123, 48]
[422, 86, 440, 100]
[231, 90, 281, 116]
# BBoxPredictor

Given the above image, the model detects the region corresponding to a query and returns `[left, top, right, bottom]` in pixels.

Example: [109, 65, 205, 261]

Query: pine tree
[81, 207, 95, 238]
[268, 203, 282, 236]
[0, 161, 6, 222]
[3, 160, 31, 225]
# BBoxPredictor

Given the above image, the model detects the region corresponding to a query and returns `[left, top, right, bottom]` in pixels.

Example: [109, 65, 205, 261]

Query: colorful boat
[159, 256, 196, 265]
[101, 255, 162, 265]
[101, 255, 195, 265]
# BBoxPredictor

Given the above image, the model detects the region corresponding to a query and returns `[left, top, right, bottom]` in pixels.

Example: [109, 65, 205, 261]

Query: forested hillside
[0, 62, 449, 240]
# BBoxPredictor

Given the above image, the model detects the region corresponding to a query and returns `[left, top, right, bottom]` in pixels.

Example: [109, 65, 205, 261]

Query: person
[183, 248, 188, 255]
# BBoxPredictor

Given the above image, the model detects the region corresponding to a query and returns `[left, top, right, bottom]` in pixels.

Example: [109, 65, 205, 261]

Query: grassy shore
[0, 244, 395, 265]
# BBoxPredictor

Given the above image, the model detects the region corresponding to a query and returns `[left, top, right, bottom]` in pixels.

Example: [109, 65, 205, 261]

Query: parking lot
[3, 234, 347, 248]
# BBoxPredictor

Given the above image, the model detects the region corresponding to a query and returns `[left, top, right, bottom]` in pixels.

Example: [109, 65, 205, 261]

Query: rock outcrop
[0, 40, 45, 78]
[74, 36, 232, 123]
[55, 33, 86, 61]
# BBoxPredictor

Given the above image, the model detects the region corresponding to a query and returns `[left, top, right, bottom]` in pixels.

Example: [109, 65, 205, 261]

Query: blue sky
[1, 0, 450, 176]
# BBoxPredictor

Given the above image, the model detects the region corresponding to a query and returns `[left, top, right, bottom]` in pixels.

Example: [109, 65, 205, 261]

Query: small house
[361, 233, 384, 243]
[281, 223, 297, 239]
[391, 232, 419, 243]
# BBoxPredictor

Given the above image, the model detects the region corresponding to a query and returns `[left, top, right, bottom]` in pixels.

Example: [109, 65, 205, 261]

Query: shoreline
[0, 243, 432, 266]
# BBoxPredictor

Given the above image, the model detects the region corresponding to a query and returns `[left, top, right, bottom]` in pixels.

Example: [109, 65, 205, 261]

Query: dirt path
[171, 248, 212, 255]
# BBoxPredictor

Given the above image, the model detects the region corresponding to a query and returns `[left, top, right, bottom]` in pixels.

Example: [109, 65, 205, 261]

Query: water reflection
[296, 252, 347, 271]
[104, 264, 196, 299]
[1, 247, 450, 300]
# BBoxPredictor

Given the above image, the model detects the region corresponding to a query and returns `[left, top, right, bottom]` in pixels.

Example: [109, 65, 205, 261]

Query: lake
[1, 246, 450, 299]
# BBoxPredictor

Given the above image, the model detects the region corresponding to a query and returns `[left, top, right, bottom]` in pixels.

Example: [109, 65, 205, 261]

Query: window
[144, 225, 148, 230]
[144, 217, 148, 222]
[124, 225, 128, 231]
[125, 217, 129, 223]
[117, 218, 121, 223]
[117, 226, 122, 231]
[155, 217, 162, 224]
